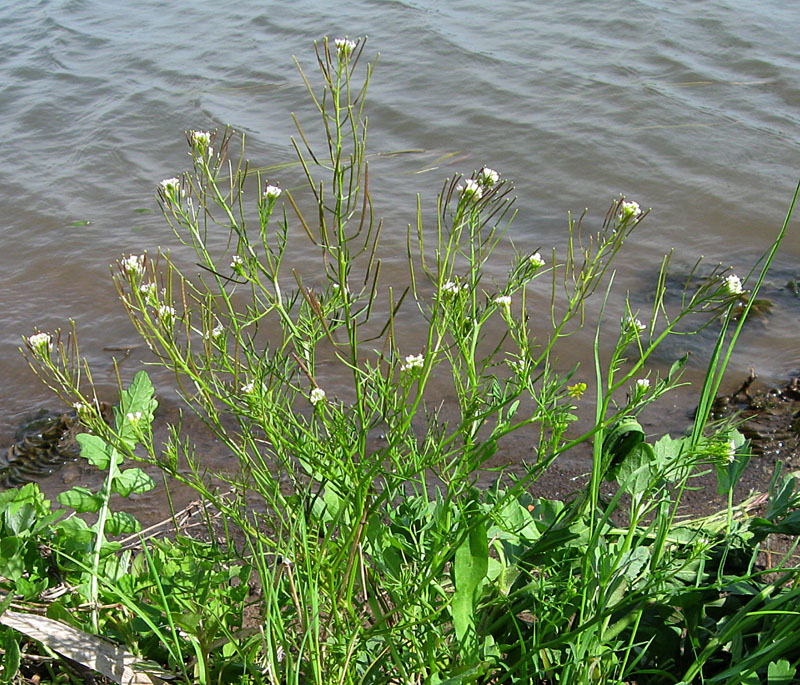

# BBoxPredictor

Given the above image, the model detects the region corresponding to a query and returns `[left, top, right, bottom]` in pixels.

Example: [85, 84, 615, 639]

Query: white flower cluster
[231, 255, 244, 270]
[190, 130, 211, 147]
[310, 387, 327, 406]
[726, 439, 736, 463]
[723, 274, 743, 296]
[619, 199, 642, 220]
[624, 315, 646, 334]
[126, 411, 143, 423]
[139, 282, 157, 298]
[335, 38, 357, 56]
[157, 304, 176, 321]
[494, 295, 512, 308]
[442, 281, 460, 295]
[401, 353, 425, 372]
[159, 177, 181, 196]
[458, 167, 502, 202]
[242, 381, 255, 394]
[441, 280, 468, 296]
[189, 130, 213, 159]
[458, 178, 483, 200]
[635, 378, 650, 393]
[478, 167, 500, 186]
[206, 324, 224, 341]
[263, 183, 282, 200]
[528, 252, 545, 268]
[28, 332, 52, 352]
[121, 254, 146, 277]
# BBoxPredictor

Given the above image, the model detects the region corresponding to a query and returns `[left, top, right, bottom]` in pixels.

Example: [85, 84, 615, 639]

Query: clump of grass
[7, 37, 800, 684]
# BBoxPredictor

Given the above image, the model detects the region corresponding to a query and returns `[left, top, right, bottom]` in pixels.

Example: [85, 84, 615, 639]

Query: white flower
[726, 439, 736, 463]
[458, 178, 483, 200]
[159, 177, 181, 195]
[528, 252, 545, 268]
[73, 402, 94, 420]
[624, 315, 646, 333]
[723, 274, 743, 296]
[139, 282, 156, 298]
[494, 295, 512, 308]
[401, 353, 425, 372]
[121, 254, 146, 277]
[231, 255, 244, 270]
[28, 332, 52, 351]
[206, 324, 224, 340]
[126, 411, 143, 423]
[619, 199, 641, 220]
[332, 282, 350, 297]
[442, 280, 461, 295]
[636, 378, 650, 391]
[263, 184, 282, 200]
[334, 38, 357, 56]
[478, 167, 500, 186]
[309, 387, 327, 406]
[242, 381, 255, 394]
[157, 304, 176, 320]
[190, 130, 211, 147]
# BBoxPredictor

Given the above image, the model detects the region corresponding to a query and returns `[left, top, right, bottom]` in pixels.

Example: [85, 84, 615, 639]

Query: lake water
[2, 1, 799, 513]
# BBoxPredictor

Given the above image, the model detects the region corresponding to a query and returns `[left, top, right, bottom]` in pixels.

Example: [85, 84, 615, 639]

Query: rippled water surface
[1, 1, 799, 512]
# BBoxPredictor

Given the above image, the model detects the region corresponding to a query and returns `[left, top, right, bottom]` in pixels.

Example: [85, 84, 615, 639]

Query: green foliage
[11, 36, 800, 683]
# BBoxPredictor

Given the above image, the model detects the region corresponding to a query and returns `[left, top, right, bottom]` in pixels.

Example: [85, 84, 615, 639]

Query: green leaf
[112, 468, 155, 497]
[716, 431, 750, 495]
[104, 511, 141, 536]
[77, 433, 121, 469]
[667, 354, 688, 382]
[134, 208, 154, 214]
[57, 487, 103, 513]
[116, 371, 158, 449]
[452, 499, 489, 645]
[0, 537, 23, 581]
[0, 629, 21, 681]
[621, 546, 651, 582]
[616, 442, 655, 495]
[768, 658, 796, 684]
[4, 502, 36, 536]
[54, 516, 94, 544]
[69, 219, 91, 227]
[603, 417, 644, 481]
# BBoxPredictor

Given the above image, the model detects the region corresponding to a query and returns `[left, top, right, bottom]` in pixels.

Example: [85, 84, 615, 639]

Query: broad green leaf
[0, 537, 23, 581]
[57, 487, 103, 513]
[4, 502, 35, 537]
[603, 417, 644, 481]
[115, 372, 158, 450]
[621, 546, 651, 582]
[112, 468, 155, 497]
[768, 658, 796, 684]
[452, 500, 489, 644]
[101, 549, 132, 579]
[104, 511, 141, 536]
[716, 431, 750, 495]
[1, 628, 21, 680]
[77, 433, 121, 469]
[616, 442, 655, 495]
[54, 516, 94, 544]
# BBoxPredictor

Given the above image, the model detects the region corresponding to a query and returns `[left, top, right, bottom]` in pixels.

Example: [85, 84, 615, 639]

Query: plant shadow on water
[3, 38, 800, 684]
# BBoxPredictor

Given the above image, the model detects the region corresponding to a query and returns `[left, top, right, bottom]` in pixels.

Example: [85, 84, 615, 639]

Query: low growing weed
[5, 37, 800, 683]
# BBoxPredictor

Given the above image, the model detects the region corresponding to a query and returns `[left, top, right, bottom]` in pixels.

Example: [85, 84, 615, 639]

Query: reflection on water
[2, 1, 800, 507]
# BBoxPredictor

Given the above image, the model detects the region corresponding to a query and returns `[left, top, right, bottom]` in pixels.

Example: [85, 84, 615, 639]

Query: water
[1, 1, 799, 514]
